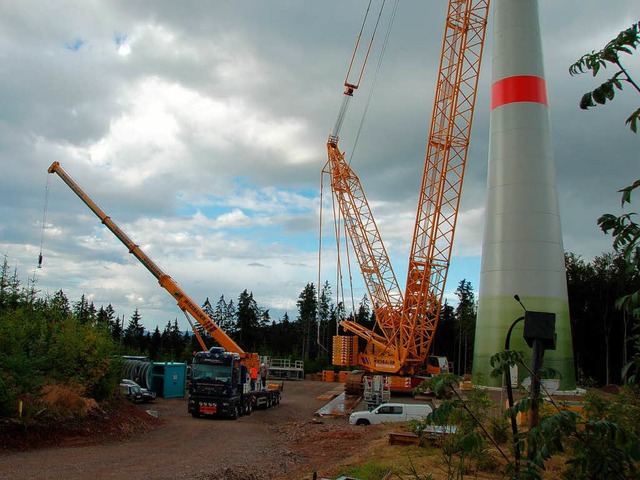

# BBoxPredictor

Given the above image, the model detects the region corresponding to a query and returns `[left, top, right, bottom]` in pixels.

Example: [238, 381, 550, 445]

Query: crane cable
[329, 181, 357, 320]
[343, 0, 375, 90]
[318, 171, 357, 346]
[317, 167, 357, 335]
[321, 0, 400, 327]
[331, 0, 387, 140]
[38, 173, 52, 268]
[340, 0, 400, 315]
[349, 0, 400, 165]
[316, 173, 330, 352]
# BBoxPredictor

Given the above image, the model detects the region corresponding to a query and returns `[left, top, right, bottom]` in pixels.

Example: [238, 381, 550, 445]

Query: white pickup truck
[349, 402, 432, 426]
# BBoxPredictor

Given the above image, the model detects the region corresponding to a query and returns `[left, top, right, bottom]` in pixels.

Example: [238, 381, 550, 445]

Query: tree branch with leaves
[570, 23, 640, 386]
[569, 22, 640, 132]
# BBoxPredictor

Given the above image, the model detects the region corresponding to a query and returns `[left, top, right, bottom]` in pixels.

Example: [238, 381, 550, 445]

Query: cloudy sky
[1, 1, 638, 332]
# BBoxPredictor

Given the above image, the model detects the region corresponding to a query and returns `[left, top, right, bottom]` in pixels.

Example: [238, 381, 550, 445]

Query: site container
[151, 362, 187, 399]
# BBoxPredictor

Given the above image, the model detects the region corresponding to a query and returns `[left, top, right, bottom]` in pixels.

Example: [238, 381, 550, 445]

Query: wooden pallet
[388, 431, 420, 446]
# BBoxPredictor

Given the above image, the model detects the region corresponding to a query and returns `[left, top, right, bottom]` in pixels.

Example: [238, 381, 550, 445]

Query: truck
[188, 347, 281, 419]
[47, 162, 282, 418]
[348, 402, 432, 426]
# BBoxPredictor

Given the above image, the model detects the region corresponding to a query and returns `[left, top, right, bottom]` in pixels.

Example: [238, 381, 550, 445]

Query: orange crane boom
[401, 0, 490, 370]
[47, 161, 259, 368]
[327, 0, 489, 375]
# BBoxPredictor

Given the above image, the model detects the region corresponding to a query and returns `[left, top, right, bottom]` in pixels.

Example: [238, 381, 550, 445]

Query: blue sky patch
[65, 38, 84, 51]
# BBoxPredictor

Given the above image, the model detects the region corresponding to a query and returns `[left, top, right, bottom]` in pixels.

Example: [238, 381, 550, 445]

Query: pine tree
[169, 319, 183, 359]
[455, 279, 476, 375]
[97, 304, 116, 328]
[356, 295, 373, 329]
[215, 295, 238, 337]
[110, 314, 123, 342]
[161, 321, 172, 351]
[432, 301, 456, 370]
[317, 282, 334, 357]
[297, 283, 318, 360]
[260, 309, 270, 329]
[123, 308, 145, 352]
[0, 256, 21, 311]
[73, 294, 96, 325]
[202, 297, 214, 318]
[149, 326, 162, 360]
[48, 289, 71, 320]
[199, 297, 215, 343]
[236, 290, 260, 352]
[22, 272, 39, 307]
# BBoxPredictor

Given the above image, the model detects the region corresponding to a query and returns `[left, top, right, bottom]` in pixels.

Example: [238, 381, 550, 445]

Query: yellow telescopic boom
[47, 161, 259, 368]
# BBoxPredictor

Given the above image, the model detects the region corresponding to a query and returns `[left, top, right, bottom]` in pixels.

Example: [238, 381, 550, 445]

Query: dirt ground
[0, 381, 390, 480]
[0, 381, 594, 480]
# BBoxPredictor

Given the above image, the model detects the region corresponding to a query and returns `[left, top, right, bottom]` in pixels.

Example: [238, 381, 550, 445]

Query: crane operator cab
[426, 355, 451, 376]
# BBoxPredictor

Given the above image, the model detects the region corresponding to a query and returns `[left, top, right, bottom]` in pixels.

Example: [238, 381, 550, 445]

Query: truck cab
[188, 347, 246, 418]
[187, 347, 281, 419]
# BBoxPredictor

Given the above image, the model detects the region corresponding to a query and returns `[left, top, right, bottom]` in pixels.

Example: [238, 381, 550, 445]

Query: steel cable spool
[140, 362, 151, 389]
[122, 361, 134, 380]
[123, 359, 150, 385]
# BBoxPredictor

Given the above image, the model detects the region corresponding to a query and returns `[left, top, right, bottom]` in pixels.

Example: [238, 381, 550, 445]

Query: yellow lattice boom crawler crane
[325, 0, 490, 393]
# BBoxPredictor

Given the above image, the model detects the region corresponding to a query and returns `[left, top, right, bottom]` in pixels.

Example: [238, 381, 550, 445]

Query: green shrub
[303, 357, 332, 374]
[488, 416, 509, 445]
[583, 386, 640, 434]
[338, 460, 395, 480]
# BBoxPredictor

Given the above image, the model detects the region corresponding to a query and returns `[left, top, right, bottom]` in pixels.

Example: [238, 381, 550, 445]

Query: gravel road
[0, 380, 377, 480]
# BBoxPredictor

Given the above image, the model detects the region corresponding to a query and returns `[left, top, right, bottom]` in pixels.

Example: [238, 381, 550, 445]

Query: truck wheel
[229, 404, 240, 420]
[244, 400, 252, 416]
[191, 411, 200, 419]
[356, 419, 370, 426]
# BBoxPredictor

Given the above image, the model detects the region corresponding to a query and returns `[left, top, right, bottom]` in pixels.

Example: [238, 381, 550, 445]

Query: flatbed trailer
[189, 386, 282, 419]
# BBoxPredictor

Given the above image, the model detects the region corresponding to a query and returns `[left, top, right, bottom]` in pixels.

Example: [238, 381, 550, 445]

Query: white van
[349, 402, 432, 426]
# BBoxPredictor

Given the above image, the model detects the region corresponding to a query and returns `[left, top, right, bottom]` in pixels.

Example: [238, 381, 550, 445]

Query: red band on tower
[491, 75, 548, 110]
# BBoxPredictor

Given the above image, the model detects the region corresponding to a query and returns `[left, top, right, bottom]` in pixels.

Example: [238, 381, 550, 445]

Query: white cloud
[215, 209, 251, 228]
[452, 207, 485, 257]
[1, 1, 637, 333]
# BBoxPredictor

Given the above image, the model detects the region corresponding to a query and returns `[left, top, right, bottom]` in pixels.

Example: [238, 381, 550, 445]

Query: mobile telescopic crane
[326, 0, 489, 388]
[47, 161, 249, 360]
[47, 162, 282, 418]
